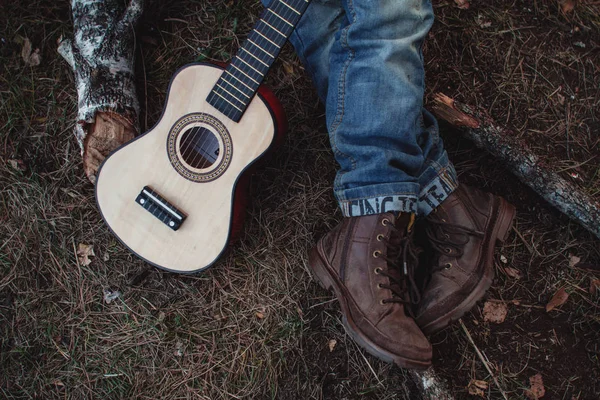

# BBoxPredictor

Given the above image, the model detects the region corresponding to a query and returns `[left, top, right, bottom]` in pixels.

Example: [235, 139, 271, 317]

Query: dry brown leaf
[569, 255, 581, 268]
[504, 267, 522, 280]
[482, 301, 508, 324]
[255, 311, 265, 319]
[8, 159, 26, 172]
[327, 339, 337, 352]
[561, 0, 576, 13]
[589, 279, 600, 295]
[454, 0, 470, 9]
[21, 38, 41, 66]
[77, 243, 95, 266]
[546, 287, 569, 312]
[525, 373, 545, 399]
[467, 379, 488, 397]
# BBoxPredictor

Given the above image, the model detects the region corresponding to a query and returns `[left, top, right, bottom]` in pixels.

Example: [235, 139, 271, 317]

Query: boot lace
[425, 215, 484, 273]
[376, 219, 422, 315]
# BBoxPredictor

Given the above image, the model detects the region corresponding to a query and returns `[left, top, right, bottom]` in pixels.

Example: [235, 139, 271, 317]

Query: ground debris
[546, 287, 569, 312]
[468, 379, 488, 397]
[103, 288, 121, 304]
[454, 0, 470, 9]
[77, 243, 94, 266]
[589, 279, 600, 295]
[7, 159, 26, 172]
[569, 255, 581, 268]
[504, 267, 522, 280]
[560, 0, 576, 13]
[525, 373, 545, 399]
[482, 301, 508, 324]
[327, 339, 337, 352]
[19, 37, 41, 66]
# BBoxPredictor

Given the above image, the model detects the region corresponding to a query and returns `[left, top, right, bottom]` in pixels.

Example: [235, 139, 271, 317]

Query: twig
[411, 368, 455, 400]
[459, 319, 509, 400]
[431, 93, 600, 240]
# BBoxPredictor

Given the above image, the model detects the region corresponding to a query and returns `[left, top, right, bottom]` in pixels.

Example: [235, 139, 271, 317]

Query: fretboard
[206, 0, 310, 122]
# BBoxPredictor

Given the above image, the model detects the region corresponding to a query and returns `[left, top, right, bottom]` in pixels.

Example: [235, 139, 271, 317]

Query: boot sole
[308, 246, 432, 370]
[419, 197, 516, 335]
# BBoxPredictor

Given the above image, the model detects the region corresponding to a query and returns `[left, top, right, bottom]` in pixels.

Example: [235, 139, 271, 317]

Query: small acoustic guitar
[96, 0, 310, 273]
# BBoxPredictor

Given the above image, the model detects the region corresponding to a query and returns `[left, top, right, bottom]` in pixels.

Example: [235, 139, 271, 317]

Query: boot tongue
[384, 213, 420, 311]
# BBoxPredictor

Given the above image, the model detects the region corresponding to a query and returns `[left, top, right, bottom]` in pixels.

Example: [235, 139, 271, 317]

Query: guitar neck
[206, 0, 310, 122]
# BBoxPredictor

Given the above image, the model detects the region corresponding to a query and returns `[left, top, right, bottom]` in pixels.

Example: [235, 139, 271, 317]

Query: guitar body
[96, 63, 285, 273]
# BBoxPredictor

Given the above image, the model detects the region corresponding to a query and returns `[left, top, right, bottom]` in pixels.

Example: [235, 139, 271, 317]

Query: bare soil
[1, 0, 598, 399]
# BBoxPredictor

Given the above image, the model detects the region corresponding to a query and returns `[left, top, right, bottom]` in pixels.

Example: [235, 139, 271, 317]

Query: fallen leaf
[482, 301, 508, 324]
[504, 267, 522, 280]
[255, 311, 265, 319]
[468, 379, 488, 397]
[328, 339, 337, 352]
[21, 38, 41, 66]
[569, 255, 581, 268]
[103, 252, 110, 262]
[77, 243, 95, 266]
[454, 0, 470, 9]
[525, 373, 545, 399]
[589, 279, 600, 295]
[500, 254, 508, 264]
[561, 0, 576, 13]
[546, 287, 569, 312]
[103, 288, 121, 304]
[283, 61, 295, 75]
[8, 159, 26, 172]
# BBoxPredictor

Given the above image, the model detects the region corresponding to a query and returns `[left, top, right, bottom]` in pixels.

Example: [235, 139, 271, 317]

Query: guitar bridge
[135, 186, 186, 231]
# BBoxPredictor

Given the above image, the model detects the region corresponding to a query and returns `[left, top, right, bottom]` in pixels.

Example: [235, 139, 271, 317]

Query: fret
[267, 8, 293, 27]
[212, 91, 243, 112]
[235, 56, 265, 76]
[247, 38, 276, 58]
[225, 70, 255, 91]
[230, 63, 261, 85]
[237, 50, 269, 75]
[254, 30, 280, 49]
[281, 1, 301, 15]
[207, 0, 311, 122]
[218, 80, 251, 99]
[215, 83, 246, 105]
[241, 47, 269, 67]
[260, 20, 286, 38]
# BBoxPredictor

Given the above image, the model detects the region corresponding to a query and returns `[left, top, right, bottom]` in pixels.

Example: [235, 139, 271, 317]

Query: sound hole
[179, 126, 221, 169]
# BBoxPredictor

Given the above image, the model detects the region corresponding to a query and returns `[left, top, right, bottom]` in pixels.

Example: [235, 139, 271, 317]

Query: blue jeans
[262, 0, 458, 216]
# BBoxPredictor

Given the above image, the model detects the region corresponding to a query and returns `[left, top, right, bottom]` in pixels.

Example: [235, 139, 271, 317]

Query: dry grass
[1, 0, 599, 399]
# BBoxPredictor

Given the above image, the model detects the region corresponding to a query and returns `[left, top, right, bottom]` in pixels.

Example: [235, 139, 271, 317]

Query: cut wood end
[83, 111, 136, 184]
[432, 93, 480, 129]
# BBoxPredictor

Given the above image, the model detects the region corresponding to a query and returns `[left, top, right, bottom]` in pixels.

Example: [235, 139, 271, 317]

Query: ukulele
[96, 0, 310, 273]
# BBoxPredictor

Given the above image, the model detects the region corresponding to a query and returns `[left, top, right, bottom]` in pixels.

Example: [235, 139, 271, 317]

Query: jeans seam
[330, 0, 358, 192]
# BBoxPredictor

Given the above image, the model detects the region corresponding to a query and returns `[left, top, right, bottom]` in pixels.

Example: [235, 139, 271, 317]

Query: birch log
[58, 0, 143, 183]
[431, 93, 600, 240]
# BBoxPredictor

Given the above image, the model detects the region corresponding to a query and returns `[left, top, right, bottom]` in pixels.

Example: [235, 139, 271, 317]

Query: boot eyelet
[380, 299, 387, 305]
[377, 283, 383, 289]
[374, 267, 382, 275]
[381, 218, 390, 226]
[444, 263, 452, 269]
[373, 250, 382, 258]
[444, 234, 450, 239]
[444, 248, 452, 254]
[376, 234, 385, 241]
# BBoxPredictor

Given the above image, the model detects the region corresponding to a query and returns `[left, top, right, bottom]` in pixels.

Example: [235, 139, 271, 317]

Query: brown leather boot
[415, 184, 516, 335]
[309, 213, 432, 369]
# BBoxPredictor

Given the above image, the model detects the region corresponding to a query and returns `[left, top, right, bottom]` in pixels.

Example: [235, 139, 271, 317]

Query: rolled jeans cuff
[337, 183, 420, 217]
[417, 162, 459, 216]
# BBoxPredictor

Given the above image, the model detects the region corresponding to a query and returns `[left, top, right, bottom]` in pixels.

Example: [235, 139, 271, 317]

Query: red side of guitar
[230, 82, 288, 243]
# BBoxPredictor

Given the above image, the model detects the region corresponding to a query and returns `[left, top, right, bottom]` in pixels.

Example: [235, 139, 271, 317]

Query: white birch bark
[58, 0, 143, 182]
